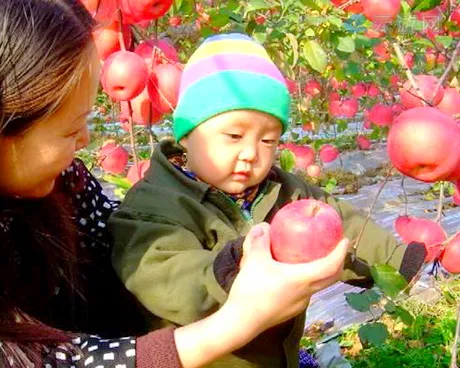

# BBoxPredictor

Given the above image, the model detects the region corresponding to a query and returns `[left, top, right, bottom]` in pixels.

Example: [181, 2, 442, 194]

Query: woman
[0, 0, 349, 367]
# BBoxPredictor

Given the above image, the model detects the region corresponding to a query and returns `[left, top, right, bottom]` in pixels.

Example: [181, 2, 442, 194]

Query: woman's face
[0, 50, 101, 198]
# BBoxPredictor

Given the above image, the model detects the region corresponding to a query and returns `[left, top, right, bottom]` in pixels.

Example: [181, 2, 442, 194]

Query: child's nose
[238, 145, 257, 162]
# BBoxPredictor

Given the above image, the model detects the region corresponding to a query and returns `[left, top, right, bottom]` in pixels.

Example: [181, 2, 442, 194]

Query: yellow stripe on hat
[187, 39, 271, 67]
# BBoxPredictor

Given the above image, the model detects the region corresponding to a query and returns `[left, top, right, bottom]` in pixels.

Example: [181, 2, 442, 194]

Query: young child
[110, 33, 425, 367]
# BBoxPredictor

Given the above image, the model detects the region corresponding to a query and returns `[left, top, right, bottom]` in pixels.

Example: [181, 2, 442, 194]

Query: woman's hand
[174, 223, 348, 368]
[225, 222, 349, 336]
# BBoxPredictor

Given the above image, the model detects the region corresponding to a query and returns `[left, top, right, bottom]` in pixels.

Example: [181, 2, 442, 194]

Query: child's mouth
[232, 172, 250, 180]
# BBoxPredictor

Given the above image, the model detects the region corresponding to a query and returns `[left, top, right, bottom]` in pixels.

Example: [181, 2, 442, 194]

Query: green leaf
[346, 292, 372, 312]
[324, 178, 338, 194]
[280, 149, 296, 173]
[384, 300, 397, 313]
[358, 323, 388, 347]
[344, 61, 360, 78]
[245, 0, 272, 16]
[304, 28, 316, 37]
[395, 306, 414, 325]
[435, 35, 453, 48]
[337, 121, 348, 133]
[200, 26, 214, 38]
[299, 0, 322, 11]
[102, 174, 132, 190]
[337, 36, 355, 53]
[253, 30, 267, 44]
[370, 264, 408, 299]
[210, 13, 230, 27]
[412, 0, 442, 12]
[413, 38, 435, 48]
[303, 40, 328, 73]
[328, 16, 343, 28]
[286, 33, 299, 67]
[362, 289, 381, 304]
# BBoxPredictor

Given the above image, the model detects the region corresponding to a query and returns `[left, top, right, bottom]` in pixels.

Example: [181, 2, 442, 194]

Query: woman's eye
[262, 139, 277, 145]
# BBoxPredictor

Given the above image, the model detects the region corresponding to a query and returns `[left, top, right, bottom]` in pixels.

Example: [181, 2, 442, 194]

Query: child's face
[180, 110, 282, 194]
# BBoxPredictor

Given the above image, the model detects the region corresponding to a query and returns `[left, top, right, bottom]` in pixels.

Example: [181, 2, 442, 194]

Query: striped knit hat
[173, 33, 291, 142]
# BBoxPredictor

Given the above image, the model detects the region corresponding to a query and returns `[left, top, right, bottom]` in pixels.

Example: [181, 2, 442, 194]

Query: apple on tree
[101, 50, 149, 101]
[98, 141, 129, 175]
[387, 106, 460, 183]
[439, 233, 460, 274]
[270, 199, 344, 264]
[395, 215, 447, 262]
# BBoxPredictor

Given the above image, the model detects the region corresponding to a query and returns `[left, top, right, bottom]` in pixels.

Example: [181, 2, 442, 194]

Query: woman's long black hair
[0, 0, 95, 365]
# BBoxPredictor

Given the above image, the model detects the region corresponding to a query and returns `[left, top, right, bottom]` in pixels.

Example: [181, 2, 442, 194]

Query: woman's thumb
[243, 223, 272, 258]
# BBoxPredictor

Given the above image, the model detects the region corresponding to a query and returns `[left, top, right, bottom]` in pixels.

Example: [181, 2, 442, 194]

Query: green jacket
[110, 140, 421, 367]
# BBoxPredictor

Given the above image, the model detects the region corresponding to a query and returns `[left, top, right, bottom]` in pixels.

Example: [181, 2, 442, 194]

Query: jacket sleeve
[305, 184, 425, 285]
[41, 329, 180, 368]
[110, 209, 239, 326]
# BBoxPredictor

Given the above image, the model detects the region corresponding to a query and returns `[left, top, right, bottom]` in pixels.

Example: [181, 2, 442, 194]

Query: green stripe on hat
[173, 71, 291, 142]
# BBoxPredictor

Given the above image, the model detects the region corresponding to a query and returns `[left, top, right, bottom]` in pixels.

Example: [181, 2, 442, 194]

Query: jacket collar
[145, 139, 211, 203]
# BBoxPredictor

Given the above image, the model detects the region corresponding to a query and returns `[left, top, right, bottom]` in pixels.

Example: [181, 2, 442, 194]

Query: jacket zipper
[216, 182, 269, 227]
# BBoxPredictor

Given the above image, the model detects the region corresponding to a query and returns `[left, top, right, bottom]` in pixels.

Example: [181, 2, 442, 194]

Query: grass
[338, 278, 460, 368]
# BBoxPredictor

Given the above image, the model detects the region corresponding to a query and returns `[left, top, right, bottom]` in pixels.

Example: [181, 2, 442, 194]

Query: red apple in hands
[361, 0, 401, 24]
[440, 233, 460, 273]
[387, 107, 460, 182]
[101, 51, 148, 101]
[395, 215, 447, 262]
[399, 75, 444, 109]
[98, 141, 129, 174]
[270, 199, 344, 263]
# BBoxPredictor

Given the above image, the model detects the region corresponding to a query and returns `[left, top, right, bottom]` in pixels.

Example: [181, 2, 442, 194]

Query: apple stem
[126, 100, 140, 175]
[351, 168, 392, 258]
[338, 0, 360, 10]
[400, 177, 408, 216]
[450, 302, 460, 368]
[392, 42, 427, 106]
[431, 40, 460, 104]
[116, 8, 127, 52]
[434, 182, 445, 223]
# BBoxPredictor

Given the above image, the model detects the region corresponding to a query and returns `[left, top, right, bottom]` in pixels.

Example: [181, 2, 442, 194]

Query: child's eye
[262, 139, 277, 145]
[225, 133, 242, 140]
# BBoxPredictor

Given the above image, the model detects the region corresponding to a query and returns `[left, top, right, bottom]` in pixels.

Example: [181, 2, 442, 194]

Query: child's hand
[224, 223, 349, 335]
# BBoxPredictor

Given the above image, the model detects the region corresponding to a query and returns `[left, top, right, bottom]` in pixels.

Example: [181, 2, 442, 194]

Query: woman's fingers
[287, 238, 350, 281]
[242, 222, 271, 259]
